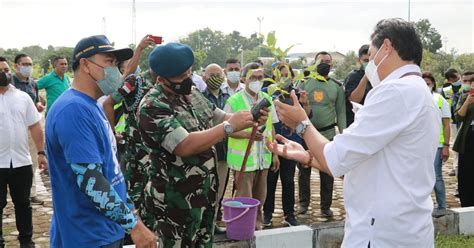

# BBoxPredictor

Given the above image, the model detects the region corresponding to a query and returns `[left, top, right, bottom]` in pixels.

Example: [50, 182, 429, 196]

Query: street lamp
[257, 17, 264, 58]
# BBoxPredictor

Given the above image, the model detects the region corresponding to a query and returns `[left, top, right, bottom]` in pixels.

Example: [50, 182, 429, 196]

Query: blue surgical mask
[88, 60, 122, 96]
[19, 65, 33, 78]
[227, 71, 241, 84]
[452, 80, 462, 87]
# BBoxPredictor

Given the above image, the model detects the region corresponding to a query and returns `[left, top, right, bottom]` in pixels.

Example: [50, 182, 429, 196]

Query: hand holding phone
[149, 35, 163, 44]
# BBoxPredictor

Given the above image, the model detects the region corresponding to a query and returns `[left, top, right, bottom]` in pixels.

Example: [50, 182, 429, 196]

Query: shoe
[321, 209, 334, 217]
[283, 215, 299, 226]
[30, 196, 44, 205]
[20, 241, 35, 248]
[297, 206, 308, 215]
[263, 214, 272, 227]
[448, 169, 456, 176]
[214, 224, 226, 234]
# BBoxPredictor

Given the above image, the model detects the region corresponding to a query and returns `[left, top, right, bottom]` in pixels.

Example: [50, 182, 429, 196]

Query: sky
[0, 0, 472, 55]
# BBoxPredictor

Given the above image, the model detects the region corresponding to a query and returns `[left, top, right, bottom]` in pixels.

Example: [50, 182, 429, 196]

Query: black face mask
[316, 63, 331, 77]
[0, 72, 11, 87]
[165, 77, 193, 95]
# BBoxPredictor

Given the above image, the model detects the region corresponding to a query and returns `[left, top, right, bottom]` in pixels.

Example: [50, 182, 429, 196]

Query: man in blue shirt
[45, 35, 156, 248]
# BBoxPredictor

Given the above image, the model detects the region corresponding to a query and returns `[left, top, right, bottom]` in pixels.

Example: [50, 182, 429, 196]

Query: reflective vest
[433, 93, 445, 145]
[114, 102, 126, 134]
[226, 91, 273, 172]
[442, 86, 454, 107]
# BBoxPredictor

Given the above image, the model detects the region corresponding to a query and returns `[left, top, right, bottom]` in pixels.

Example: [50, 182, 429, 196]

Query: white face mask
[365, 44, 388, 88]
[249, 80, 263, 94]
[19, 65, 33, 78]
[227, 71, 240, 84]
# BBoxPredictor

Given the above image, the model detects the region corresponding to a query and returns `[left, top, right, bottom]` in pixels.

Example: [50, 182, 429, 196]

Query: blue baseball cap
[72, 35, 133, 70]
[148, 43, 194, 78]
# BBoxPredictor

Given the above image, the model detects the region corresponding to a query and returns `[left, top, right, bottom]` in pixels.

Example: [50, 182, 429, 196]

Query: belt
[317, 123, 336, 132]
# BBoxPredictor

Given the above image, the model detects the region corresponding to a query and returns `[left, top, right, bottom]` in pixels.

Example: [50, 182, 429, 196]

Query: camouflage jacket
[122, 75, 154, 208]
[137, 84, 226, 236]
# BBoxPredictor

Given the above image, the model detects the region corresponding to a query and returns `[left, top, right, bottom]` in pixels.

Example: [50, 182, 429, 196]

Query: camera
[251, 98, 272, 121]
[274, 80, 301, 105]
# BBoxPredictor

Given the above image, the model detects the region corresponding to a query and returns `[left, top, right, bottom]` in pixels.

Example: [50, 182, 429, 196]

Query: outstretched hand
[266, 134, 309, 164]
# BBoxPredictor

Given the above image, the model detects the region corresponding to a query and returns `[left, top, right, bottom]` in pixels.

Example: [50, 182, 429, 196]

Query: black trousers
[458, 127, 474, 207]
[0, 164, 33, 245]
[298, 166, 334, 211]
[264, 157, 296, 217]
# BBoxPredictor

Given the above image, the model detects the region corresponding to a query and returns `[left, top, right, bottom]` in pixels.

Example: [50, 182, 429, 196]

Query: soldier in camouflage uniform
[137, 43, 267, 247]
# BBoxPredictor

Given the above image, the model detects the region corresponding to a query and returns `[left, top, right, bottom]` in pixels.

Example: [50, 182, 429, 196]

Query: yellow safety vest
[226, 91, 273, 172]
[114, 102, 126, 134]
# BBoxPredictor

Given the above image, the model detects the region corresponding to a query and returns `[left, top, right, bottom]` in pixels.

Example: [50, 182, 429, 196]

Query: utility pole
[257, 17, 264, 58]
[443, 36, 448, 53]
[102, 17, 106, 35]
[132, 0, 136, 45]
[408, 0, 411, 22]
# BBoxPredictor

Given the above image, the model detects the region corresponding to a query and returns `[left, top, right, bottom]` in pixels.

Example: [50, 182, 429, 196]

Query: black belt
[317, 123, 336, 132]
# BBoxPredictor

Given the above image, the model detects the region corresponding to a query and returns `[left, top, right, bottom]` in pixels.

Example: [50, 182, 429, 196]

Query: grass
[436, 234, 474, 248]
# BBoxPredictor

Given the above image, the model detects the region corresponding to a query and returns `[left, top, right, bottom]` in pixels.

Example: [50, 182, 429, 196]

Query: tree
[414, 19, 443, 53]
[333, 51, 358, 81]
[180, 28, 231, 67]
[193, 49, 207, 72]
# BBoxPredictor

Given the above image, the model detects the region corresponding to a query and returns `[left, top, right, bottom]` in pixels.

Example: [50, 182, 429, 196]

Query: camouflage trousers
[140, 161, 218, 248]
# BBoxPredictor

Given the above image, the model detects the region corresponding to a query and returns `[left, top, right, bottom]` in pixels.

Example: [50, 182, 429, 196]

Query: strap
[317, 123, 336, 132]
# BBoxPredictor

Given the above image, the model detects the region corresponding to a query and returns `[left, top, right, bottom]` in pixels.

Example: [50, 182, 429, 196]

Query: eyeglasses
[19, 63, 33, 66]
[249, 75, 264, 81]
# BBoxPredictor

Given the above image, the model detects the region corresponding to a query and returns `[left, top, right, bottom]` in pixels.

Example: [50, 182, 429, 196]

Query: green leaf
[266, 31, 276, 47]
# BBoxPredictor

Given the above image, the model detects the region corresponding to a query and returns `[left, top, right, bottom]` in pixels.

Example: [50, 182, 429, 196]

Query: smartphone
[149, 35, 163, 44]
[470, 88, 474, 95]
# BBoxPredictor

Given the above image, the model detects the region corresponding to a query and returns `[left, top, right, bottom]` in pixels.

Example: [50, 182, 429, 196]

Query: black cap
[72, 35, 133, 70]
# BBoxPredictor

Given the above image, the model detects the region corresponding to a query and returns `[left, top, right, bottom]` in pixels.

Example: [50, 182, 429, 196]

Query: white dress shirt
[221, 81, 245, 96]
[324, 64, 440, 248]
[0, 85, 41, 168]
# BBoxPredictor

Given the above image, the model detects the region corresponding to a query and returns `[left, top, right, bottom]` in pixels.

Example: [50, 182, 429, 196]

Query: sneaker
[283, 215, 299, 226]
[297, 206, 308, 215]
[321, 209, 334, 217]
[263, 214, 272, 227]
[30, 196, 44, 205]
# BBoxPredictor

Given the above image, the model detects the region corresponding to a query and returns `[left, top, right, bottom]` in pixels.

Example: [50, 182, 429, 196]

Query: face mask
[166, 77, 193, 95]
[316, 63, 331, 76]
[206, 75, 224, 91]
[365, 44, 389, 88]
[19, 66, 33, 78]
[249, 80, 263, 94]
[428, 85, 434, 92]
[462, 83, 471, 91]
[87, 60, 122, 96]
[362, 62, 368, 70]
[452, 80, 462, 87]
[227, 71, 241, 84]
[0, 72, 11, 87]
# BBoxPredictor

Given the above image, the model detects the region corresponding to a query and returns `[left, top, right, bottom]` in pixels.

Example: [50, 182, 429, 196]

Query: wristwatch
[223, 121, 234, 136]
[295, 120, 311, 137]
[37, 151, 46, 157]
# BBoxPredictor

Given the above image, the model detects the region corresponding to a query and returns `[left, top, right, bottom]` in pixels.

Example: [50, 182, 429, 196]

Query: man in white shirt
[221, 58, 245, 96]
[0, 58, 47, 248]
[268, 18, 439, 247]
